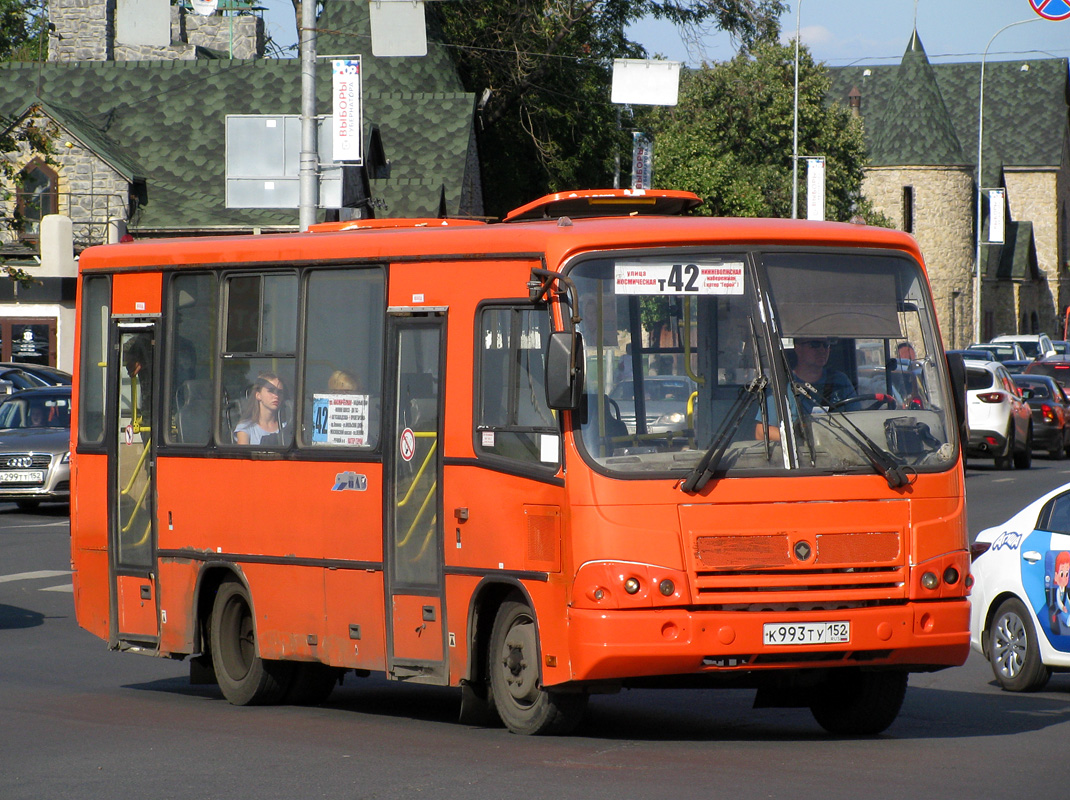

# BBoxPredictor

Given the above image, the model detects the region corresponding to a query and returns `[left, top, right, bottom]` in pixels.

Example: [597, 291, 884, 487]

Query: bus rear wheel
[489, 599, 587, 735]
[809, 669, 907, 735]
[210, 579, 293, 706]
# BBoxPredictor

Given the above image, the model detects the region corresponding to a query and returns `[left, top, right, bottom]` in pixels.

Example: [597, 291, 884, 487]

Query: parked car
[0, 366, 49, 395]
[1012, 374, 1070, 459]
[1002, 360, 1032, 375]
[608, 375, 698, 434]
[948, 348, 994, 362]
[969, 482, 1070, 691]
[968, 342, 1027, 362]
[1052, 340, 1070, 355]
[0, 387, 72, 510]
[964, 359, 1032, 469]
[991, 333, 1056, 360]
[1025, 354, 1070, 383]
[0, 362, 72, 386]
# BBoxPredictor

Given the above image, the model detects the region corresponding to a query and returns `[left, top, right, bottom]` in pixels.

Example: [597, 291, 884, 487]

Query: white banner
[631, 132, 653, 189]
[988, 188, 1005, 244]
[332, 59, 363, 164]
[806, 157, 825, 221]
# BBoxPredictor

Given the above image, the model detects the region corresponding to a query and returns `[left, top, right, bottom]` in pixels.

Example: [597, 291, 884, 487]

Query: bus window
[220, 272, 297, 447]
[78, 275, 110, 446]
[167, 273, 217, 445]
[476, 305, 558, 466]
[300, 268, 385, 449]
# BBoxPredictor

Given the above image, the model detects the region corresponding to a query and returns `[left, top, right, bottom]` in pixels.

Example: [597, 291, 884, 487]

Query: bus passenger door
[108, 322, 159, 649]
[385, 313, 447, 683]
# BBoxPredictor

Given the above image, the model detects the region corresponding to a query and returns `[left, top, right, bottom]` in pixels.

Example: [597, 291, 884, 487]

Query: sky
[257, 0, 1070, 66]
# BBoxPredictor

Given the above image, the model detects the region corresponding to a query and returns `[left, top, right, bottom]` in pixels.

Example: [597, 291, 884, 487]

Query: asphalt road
[3, 458, 1070, 799]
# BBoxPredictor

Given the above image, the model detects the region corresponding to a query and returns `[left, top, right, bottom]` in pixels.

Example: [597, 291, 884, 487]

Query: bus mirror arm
[529, 268, 581, 330]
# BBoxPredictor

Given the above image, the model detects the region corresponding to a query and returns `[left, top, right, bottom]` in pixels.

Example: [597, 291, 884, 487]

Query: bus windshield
[571, 249, 958, 477]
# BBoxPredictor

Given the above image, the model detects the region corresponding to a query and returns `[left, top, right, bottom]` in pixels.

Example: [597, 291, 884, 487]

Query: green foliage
[0, 0, 47, 61]
[643, 40, 880, 222]
[432, 1, 786, 217]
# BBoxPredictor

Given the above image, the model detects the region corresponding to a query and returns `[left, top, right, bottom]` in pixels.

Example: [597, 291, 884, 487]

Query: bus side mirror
[545, 330, 584, 410]
[945, 352, 967, 441]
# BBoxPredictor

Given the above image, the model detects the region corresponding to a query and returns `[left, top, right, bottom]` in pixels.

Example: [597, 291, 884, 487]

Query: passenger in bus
[123, 333, 153, 430]
[234, 372, 289, 446]
[327, 369, 360, 393]
[755, 338, 856, 440]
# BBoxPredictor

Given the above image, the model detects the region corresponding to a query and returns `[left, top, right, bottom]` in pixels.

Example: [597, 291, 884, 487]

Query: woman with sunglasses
[235, 372, 288, 445]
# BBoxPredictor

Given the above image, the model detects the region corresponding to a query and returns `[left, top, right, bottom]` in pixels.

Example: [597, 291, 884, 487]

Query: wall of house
[48, 0, 263, 62]
[863, 165, 976, 349]
[1003, 167, 1067, 335]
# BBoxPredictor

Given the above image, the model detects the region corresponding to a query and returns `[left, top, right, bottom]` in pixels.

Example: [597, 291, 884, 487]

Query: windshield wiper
[679, 375, 767, 494]
[794, 382, 910, 489]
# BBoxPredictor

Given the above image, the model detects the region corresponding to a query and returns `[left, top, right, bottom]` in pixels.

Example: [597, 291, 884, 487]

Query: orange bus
[70, 189, 971, 735]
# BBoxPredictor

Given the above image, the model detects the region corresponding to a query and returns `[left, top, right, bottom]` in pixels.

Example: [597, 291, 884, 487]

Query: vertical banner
[988, 188, 1006, 244]
[806, 157, 826, 221]
[631, 132, 653, 189]
[332, 58, 363, 164]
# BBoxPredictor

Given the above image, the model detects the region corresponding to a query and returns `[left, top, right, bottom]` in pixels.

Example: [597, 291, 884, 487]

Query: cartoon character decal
[1049, 550, 1070, 636]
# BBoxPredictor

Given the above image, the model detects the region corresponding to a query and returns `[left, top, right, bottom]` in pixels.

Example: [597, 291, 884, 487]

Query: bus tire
[987, 597, 1051, 692]
[488, 600, 587, 735]
[809, 669, 907, 736]
[210, 579, 293, 706]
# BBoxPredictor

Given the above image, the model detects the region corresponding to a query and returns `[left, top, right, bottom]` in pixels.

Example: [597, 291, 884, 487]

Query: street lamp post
[973, 18, 1041, 342]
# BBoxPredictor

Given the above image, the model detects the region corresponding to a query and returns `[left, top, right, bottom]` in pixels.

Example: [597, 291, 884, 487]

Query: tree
[642, 40, 888, 224]
[431, 1, 786, 217]
[0, 0, 47, 62]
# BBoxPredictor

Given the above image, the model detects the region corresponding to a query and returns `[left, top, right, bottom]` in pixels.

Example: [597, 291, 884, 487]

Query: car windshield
[570, 249, 958, 477]
[0, 393, 72, 430]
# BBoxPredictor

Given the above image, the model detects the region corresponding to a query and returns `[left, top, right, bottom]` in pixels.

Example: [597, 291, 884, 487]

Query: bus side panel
[323, 570, 387, 670]
[242, 562, 326, 660]
[70, 453, 110, 640]
[111, 272, 162, 315]
[157, 558, 199, 655]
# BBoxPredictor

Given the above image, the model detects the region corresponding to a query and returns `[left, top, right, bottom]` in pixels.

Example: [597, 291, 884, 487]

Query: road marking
[0, 570, 72, 584]
[41, 583, 73, 593]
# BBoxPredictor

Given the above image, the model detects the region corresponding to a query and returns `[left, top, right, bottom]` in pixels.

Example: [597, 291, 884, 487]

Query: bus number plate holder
[762, 621, 850, 646]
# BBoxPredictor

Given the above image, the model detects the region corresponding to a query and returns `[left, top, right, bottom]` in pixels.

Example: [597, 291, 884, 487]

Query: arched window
[17, 159, 58, 239]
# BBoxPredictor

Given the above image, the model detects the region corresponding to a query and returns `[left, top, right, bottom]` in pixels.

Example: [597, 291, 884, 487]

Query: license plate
[0, 470, 43, 483]
[763, 621, 850, 646]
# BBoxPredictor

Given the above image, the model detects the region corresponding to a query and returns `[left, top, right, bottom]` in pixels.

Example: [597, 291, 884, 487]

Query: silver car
[0, 387, 72, 511]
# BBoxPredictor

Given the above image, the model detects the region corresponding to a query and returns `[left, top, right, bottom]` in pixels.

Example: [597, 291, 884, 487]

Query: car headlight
[656, 411, 686, 426]
[61, 451, 71, 464]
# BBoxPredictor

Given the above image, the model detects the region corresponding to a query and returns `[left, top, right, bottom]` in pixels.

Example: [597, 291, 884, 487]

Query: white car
[970, 482, 1070, 691]
[991, 333, 1056, 360]
[964, 359, 1032, 469]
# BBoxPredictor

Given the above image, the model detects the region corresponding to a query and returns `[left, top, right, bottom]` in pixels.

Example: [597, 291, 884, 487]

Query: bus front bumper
[564, 601, 971, 684]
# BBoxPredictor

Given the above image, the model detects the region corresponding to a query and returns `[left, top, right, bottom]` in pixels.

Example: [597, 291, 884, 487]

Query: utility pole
[299, 0, 319, 231]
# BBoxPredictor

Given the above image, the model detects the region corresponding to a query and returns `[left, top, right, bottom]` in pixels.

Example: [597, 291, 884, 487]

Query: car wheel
[1013, 425, 1032, 469]
[987, 597, 1051, 692]
[994, 426, 1014, 470]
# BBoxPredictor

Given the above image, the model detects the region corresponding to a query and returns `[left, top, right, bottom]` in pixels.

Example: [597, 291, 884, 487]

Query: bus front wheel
[809, 669, 907, 735]
[488, 599, 587, 735]
[210, 579, 293, 706]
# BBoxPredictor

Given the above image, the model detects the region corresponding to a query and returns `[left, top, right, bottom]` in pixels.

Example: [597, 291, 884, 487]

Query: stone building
[0, 0, 482, 370]
[829, 32, 1070, 348]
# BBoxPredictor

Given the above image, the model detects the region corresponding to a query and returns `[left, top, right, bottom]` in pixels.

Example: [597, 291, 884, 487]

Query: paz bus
[69, 189, 971, 735]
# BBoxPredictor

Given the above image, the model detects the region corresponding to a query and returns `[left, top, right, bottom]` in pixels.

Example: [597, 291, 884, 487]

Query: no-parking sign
[1029, 0, 1070, 21]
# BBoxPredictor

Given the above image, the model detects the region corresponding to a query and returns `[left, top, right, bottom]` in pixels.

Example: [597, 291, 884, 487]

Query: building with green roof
[829, 31, 1070, 347]
[0, 0, 481, 369]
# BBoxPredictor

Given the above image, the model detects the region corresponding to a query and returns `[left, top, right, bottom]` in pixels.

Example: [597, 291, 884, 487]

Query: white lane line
[0, 570, 72, 584]
[41, 583, 74, 593]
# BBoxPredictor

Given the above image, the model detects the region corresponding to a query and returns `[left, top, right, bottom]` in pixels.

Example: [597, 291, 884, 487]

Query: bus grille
[691, 530, 905, 603]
